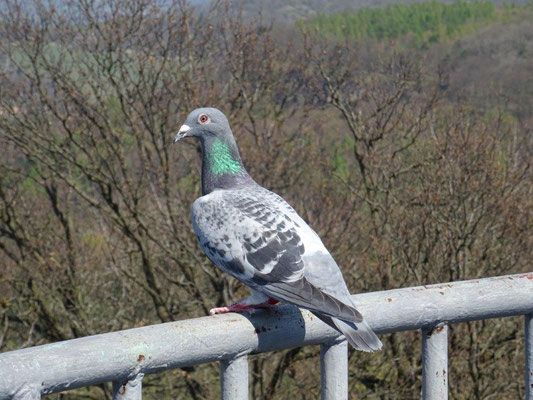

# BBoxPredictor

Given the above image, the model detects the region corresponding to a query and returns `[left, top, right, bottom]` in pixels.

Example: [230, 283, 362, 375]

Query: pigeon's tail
[332, 318, 382, 352]
[313, 312, 382, 352]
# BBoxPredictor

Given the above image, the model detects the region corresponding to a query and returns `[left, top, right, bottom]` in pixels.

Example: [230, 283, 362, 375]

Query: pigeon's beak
[174, 124, 191, 143]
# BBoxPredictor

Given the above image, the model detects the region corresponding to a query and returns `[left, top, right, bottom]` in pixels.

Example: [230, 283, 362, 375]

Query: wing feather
[257, 277, 363, 323]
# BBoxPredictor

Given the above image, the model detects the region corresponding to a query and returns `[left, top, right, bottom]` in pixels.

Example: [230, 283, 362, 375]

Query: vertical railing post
[220, 355, 248, 400]
[422, 324, 448, 400]
[526, 314, 532, 400]
[320, 339, 348, 400]
[112, 374, 143, 400]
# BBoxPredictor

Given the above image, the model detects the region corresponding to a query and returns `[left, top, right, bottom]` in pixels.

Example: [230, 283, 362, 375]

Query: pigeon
[174, 107, 382, 352]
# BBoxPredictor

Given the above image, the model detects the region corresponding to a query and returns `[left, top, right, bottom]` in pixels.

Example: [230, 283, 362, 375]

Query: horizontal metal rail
[0, 273, 532, 399]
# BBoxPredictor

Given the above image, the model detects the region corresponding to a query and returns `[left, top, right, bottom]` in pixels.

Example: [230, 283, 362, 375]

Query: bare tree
[0, 1, 530, 399]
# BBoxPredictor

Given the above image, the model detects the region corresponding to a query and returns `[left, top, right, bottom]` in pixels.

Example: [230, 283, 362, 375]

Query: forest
[302, 0, 498, 42]
[0, 0, 531, 399]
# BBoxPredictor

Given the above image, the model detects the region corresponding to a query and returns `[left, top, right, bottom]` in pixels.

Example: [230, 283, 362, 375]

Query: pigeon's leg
[209, 290, 279, 315]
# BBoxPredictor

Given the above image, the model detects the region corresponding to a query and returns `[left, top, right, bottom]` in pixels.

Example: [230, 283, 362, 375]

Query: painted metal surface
[354, 273, 533, 334]
[422, 325, 448, 400]
[220, 356, 248, 400]
[0, 272, 531, 399]
[527, 314, 532, 400]
[320, 339, 348, 400]
[10, 386, 39, 400]
[112, 374, 143, 400]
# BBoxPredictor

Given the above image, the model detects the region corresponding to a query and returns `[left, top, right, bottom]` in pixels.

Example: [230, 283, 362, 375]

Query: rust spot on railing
[426, 325, 445, 337]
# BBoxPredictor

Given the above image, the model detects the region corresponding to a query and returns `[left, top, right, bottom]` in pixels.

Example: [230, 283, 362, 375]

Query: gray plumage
[175, 107, 382, 352]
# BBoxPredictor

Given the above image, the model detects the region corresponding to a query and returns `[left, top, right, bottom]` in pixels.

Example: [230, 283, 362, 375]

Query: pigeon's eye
[198, 114, 210, 125]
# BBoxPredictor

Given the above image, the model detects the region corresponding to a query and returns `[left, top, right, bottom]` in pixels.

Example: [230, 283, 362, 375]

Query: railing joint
[112, 373, 144, 400]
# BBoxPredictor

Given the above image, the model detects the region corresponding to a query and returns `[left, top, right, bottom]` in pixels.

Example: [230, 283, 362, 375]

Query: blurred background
[0, 0, 531, 398]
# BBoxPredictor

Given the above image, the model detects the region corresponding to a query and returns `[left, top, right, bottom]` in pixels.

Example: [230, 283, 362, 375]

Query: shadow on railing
[1, 273, 532, 400]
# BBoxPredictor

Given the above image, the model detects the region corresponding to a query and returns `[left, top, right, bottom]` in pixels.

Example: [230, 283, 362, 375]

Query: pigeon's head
[173, 107, 250, 193]
[174, 107, 232, 144]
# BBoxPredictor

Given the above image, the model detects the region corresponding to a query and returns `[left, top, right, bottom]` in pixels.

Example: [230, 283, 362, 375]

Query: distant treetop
[299, 0, 497, 44]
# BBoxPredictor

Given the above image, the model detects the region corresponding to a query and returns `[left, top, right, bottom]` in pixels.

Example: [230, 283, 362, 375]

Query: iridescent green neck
[207, 140, 243, 175]
[201, 138, 252, 195]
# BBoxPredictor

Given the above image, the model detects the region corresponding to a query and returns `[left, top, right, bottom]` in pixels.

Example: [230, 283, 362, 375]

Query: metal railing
[1, 273, 532, 400]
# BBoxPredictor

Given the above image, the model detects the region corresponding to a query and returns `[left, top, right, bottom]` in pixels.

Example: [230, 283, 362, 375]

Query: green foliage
[332, 135, 354, 182]
[21, 163, 46, 196]
[301, 1, 497, 44]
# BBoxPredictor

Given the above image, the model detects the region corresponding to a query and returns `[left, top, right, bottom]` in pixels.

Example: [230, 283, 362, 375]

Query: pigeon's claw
[209, 306, 231, 315]
[209, 300, 278, 316]
[209, 303, 255, 315]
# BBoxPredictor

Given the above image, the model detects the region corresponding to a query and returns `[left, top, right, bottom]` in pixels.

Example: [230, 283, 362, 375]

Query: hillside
[298, 1, 533, 126]
[442, 8, 533, 123]
[196, 0, 533, 22]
